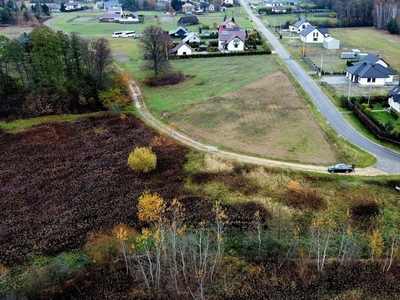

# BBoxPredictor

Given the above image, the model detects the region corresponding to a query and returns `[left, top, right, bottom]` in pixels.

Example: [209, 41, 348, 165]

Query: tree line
[0, 26, 131, 120]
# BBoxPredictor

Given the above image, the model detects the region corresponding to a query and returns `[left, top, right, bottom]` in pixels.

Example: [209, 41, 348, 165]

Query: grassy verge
[0, 113, 97, 131]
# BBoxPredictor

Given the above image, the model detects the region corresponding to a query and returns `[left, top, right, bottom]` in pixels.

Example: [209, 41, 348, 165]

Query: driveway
[322, 76, 350, 84]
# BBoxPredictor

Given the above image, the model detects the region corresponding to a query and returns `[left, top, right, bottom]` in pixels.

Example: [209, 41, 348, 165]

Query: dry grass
[202, 154, 236, 173]
[171, 71, 338, 165]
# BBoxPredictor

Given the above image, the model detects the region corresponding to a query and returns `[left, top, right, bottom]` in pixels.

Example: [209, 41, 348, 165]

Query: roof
[299, 25, 322, 36]
[345, 62, 396, 78]
[178, 16, 199, 24]
[324, 37, 338, 42]
[361, 54, 388, 66]
[104, 0, 119, 9]
[169, 26, 189, 36]
[318, 28, 329, 35]
[388, 83, 400, 102]
[169, 42, 192, 54]
[219, 30, 246, 43]
[219, 19, 240, 30]
[100, 14, 122, 20]
[293, 18, 309, 28]
[182, 32, 201, 43]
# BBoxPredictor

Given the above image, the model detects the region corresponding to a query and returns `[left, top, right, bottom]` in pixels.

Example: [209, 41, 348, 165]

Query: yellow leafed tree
[137, 191, 166, 223]
[369, 229, 384, 259]
[127, 147, 157, 173]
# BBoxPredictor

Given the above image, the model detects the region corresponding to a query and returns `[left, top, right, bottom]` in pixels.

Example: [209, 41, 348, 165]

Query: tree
[140, 25, 171, 78]
[170, 0, 182, 12]
[386, 17, 399, 34]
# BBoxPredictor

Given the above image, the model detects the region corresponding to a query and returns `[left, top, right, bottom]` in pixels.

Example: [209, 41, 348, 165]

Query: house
[345, 57, 396, 86]
[99, 5, 123, 22]
[177, 16, 200, 26]
[181, 2, 195, 12]
[222, 0, 234, 5]
[289, 18, 311, 33]
[103, 0, 119, 9]
[218, 30, 246, 52]
[169, 42, 193, 56]
[388, 83, 400, 113]
[182, 32, 201, 43]
[64, 1, 81, 10]
[119, 13, 140, 24]
[169, 26, 189, 37]
[323, 37, 340, 50]
[48, 3, 61, 12]
[218, 18, 240, 31]
[262, 0, 282, 6]
[272, 5, 286, 12]
[208, 4, 215, 11]
[299, 26, 326, 43]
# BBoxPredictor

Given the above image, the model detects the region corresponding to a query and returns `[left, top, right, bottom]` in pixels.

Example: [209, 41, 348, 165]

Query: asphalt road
[240, 1, 400, 174]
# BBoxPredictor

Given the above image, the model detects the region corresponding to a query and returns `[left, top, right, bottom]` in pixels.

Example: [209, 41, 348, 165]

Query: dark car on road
[328, 163, 355, 173]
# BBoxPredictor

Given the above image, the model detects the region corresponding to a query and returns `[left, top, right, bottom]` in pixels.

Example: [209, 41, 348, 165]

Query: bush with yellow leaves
[127, 147, 157, 173]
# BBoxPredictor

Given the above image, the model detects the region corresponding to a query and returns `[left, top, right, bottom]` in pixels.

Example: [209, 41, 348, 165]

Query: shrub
[127, 147, 157, 173]
[349, 195, 380, 220]
[284, 182, 326, 211]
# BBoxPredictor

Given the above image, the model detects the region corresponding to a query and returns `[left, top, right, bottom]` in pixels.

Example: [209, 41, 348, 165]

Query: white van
[112, 31, 135, 38]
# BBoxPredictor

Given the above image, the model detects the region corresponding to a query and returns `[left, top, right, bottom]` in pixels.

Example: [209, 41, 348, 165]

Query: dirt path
[129, 81, 386, 176]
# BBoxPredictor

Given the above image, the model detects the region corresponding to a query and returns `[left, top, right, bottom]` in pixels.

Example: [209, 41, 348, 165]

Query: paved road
[240, 0, 400, 174]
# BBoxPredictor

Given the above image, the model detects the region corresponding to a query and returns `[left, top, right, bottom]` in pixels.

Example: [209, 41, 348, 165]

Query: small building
[323, 37, 340, 50]
[341, 52, 356, 59]
[169, 42, 193, 56]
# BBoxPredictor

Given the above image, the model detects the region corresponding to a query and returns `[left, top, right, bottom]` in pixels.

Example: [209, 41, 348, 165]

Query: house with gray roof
[289, 18, 311, 33]
[299, 26, 328, 43]
[388, 83, 400, 113]
[345, 55, 396, 86]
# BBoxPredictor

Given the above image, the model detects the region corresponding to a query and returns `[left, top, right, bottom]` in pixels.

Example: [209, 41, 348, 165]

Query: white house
[169, 42, 193, 56]
[64, 1, 81, 10]
[345, 58, 396, 86]
[222, 0, 234, 5]
[208, 4, 215, 11]
[182, 32, 201, 43]
[289, 18, 311, 33]
[299, 26, 325, 43]
[218, 30, 246, 52]
[388, 83, 400, 113]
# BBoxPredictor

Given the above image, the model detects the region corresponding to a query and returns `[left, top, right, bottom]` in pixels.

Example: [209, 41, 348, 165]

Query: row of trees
[82, 185, 400, 299]
[0, 26, 131, 119]
[0, 0, 49, 25]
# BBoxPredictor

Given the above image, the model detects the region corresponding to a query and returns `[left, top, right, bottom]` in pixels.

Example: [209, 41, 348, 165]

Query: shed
[341, 52, 356, 59]
[323, 37, 340, 50]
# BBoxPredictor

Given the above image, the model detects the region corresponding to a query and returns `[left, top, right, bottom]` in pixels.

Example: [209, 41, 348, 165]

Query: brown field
[169, 71, 338, 165]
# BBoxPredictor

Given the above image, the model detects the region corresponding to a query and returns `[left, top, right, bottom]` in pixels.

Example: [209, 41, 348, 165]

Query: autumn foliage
[127, 147, 157, 173]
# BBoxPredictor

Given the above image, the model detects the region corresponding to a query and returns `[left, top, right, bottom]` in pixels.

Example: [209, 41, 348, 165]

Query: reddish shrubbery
[284, 182, 327, 211]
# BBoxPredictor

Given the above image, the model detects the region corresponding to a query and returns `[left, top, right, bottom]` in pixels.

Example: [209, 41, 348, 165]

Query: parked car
[327, 163, 355, 173]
